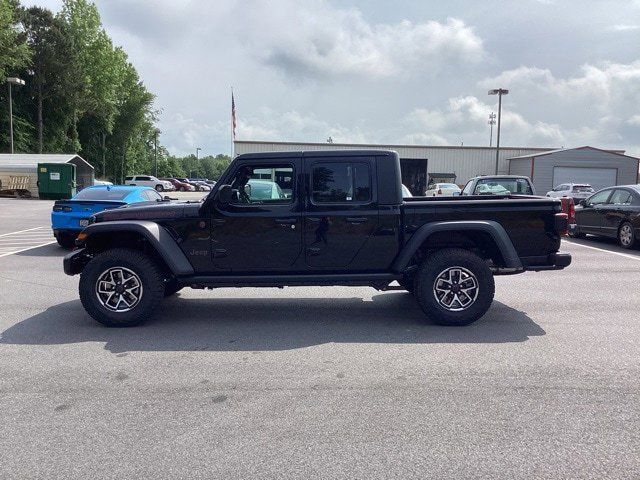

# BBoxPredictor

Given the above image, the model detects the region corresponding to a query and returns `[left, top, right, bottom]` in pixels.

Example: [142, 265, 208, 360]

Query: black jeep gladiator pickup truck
[64, 150, 571, 327]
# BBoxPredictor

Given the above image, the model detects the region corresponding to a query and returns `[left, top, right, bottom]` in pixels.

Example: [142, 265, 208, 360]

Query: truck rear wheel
[413, 248, 495, 326]
[79, 248, 165, 327]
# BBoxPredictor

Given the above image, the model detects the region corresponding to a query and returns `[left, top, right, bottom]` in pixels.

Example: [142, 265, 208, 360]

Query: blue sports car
[52, 185, 164, 248]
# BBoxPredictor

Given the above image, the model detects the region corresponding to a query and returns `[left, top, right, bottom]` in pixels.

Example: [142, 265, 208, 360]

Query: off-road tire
[413, 248, 495, 326]
[618, 222, 636, 249]
[55, 231, 76, 249]
[79, 248, 165, 327]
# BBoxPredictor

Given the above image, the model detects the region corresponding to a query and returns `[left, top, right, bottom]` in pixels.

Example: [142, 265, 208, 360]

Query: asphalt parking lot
[0, 197, 638, 479]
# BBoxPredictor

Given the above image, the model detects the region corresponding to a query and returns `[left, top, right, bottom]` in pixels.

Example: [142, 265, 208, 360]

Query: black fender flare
[391, 220, 523, 273]
[80, 221, 194, 276]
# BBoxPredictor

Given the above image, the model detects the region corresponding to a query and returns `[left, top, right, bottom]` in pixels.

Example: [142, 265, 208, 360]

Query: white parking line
[0, 241, 56, 258]
[0, 227, 57, 258]
[564, 240, 640, 261]
[0, 226, 45, 237]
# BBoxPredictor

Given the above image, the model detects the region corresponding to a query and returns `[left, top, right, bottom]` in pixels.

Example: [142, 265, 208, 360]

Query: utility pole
[488, 112, 496, 147]
[488, 89, 509, 175]
[6, 77, 25, 154]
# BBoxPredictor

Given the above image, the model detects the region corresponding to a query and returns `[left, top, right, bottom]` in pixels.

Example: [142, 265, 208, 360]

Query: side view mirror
[215, 184, 233, 205]
[579, 199, 588, 207]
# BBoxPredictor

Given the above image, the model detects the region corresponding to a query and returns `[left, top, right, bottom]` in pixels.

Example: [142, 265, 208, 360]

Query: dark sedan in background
[570, 185, 640, 249]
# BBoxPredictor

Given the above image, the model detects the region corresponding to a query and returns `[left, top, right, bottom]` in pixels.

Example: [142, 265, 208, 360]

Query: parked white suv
[124, 175, 174, 192]
[424, 183, 462, 196]
[546, 183, 595, 202]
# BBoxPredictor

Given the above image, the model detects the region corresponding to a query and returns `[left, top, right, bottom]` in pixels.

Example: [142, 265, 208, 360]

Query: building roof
[0, 154, 93, 170]
[235, 139, 556, 152]
[508, 146, 633, 161]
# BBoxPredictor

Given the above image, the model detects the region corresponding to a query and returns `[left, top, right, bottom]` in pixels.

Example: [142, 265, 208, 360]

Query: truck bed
[402, 195, 562, 265]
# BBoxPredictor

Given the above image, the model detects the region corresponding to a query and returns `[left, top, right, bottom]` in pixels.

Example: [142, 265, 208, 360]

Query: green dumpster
[37, 163, 77, 200]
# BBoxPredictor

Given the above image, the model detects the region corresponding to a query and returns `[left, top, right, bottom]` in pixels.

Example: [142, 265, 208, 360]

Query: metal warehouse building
[234, 141, 638, 195]
[508, 146, 640, 194]
[235, 140, 552, 195]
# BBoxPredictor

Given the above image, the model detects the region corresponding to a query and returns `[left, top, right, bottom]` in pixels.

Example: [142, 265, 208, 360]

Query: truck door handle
[212, 218, 226, 225]
[275, 218, 297, 225]
[307, 247, 321, 255]
[346, 217, 367, 224]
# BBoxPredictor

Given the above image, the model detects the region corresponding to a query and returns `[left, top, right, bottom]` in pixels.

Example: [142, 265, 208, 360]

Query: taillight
[555, 212, 569, 236]
[568, 201, 575, 222]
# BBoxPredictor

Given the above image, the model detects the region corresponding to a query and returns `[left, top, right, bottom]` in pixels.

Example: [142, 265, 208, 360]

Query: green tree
[20, 6, 80, 153]
[0, 0, 29, 80]
[60, 0, 125, 166]
[0, 0, 31, 152]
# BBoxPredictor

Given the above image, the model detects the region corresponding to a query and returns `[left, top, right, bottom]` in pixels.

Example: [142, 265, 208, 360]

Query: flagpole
[231, 86, 234, 158]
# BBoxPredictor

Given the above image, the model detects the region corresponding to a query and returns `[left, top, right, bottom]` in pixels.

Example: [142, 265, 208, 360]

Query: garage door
[552, 166, 617, 191]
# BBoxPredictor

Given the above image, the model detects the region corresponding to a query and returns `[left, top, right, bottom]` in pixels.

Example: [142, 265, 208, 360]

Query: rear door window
[311, 162, 371, 203]
[609, 190, 632, 205]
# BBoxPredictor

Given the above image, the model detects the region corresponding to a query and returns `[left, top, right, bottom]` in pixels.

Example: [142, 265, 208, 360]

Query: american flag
[231, 91, 237, 139]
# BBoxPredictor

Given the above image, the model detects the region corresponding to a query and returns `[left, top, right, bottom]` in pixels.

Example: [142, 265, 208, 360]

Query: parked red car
[162, 178, 195, 192]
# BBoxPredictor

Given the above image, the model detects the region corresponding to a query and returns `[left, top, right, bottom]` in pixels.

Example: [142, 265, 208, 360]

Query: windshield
[474, 178, 533, 195]
[74, 188, 130, 200]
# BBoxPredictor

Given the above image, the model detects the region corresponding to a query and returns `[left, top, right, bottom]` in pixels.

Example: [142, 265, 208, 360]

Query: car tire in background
[180, 186, 186, 192]
[54, 231, 76, 249]
[155, 185, 164, 192]
[413, 248, 495, 326]
[79, 248, 165, 327]
[618, 222, 637, 249]
[568, 226, 586, 239]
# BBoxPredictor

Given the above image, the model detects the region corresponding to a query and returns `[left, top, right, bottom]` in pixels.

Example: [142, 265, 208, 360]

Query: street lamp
[6, 77, 26, 154]
[488, 88, 508, 175]
[196, 147, 201, 160]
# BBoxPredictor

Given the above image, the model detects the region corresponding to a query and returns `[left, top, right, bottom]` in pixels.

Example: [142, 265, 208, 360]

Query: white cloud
[238, 108, 370, 144]
[609, 24, 640, 31]
[401, 96, 565, 147]
[241, 2, 485, 78]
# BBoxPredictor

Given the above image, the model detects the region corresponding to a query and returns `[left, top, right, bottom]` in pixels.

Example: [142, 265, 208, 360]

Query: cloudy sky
[24, 0, 640, 156]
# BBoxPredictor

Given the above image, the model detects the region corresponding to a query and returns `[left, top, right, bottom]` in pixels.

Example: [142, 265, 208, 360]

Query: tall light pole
[194, 147, 201, 178]
[488, 88, 508, 174]
[488, 112, 496, 147]
[153, 129, 160, 177]
[6, 77, 25, 154]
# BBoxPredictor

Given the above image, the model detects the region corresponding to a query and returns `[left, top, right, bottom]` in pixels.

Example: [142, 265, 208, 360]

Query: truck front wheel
[413, 248, 495, 326]
[79, 248, 165, 327]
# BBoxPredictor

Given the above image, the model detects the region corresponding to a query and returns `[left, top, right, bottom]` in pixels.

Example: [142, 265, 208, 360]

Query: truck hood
[93, 201, 202, 223]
